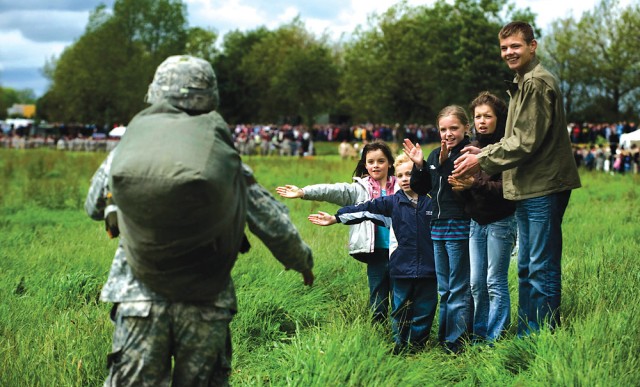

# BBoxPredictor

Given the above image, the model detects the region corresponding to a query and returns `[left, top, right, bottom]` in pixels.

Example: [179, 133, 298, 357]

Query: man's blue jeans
[433, 239, 471, 349]
[469, 216, 517, 341]
[516, 190, 571, 336]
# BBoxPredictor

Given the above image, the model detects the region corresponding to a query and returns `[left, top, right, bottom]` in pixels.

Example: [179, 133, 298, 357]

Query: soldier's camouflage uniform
[86, 152, 313, 386]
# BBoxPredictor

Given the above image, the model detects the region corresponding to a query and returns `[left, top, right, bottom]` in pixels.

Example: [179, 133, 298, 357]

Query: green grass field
[1, 146, 639, 386]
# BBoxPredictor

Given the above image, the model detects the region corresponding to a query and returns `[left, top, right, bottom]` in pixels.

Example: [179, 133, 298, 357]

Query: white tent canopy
[1, 118, 34, 133]
[109, 126, 127, 137]
[620, 129, 640, 150]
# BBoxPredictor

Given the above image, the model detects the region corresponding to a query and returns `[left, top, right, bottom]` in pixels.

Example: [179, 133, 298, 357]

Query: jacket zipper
[437, 175, 443, 219]
[415, 203, 420, 278]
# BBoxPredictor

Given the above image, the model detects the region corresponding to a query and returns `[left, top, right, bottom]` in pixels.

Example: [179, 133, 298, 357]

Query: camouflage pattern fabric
[145, 55, 219, 112]
[86, 152, 312, 305]
[103, 301, 232, 387]
[85, 150, 116, 222]
[86, 150, 313, 385]
[244, 165, 313, 273]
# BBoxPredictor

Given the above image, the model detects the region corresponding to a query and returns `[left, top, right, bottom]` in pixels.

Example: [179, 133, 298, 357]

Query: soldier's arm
[243, 164, 314, 285]
[85, 150, 116, 220]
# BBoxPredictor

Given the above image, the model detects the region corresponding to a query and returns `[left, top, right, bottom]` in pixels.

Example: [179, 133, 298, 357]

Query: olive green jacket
[478, 57, 581, 200]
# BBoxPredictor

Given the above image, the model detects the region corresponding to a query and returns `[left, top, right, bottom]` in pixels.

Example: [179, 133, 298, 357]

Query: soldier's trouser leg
[104, 302, 233, 387]
[171, 303, 233, 386]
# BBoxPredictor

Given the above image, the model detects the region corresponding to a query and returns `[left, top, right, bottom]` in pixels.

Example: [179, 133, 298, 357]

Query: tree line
[2, 0, 639, 128]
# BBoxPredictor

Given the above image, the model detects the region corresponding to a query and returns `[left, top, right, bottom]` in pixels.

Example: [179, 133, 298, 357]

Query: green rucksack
[109, 101, 247, 301]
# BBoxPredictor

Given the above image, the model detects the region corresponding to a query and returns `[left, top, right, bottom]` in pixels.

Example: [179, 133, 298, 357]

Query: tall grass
[0, 147, 638, 385]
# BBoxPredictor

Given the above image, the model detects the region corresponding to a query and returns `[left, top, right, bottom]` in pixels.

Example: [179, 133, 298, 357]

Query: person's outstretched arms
[245, 165, 314, 286]
[277, 182, 362, 207]
[276, 185, 304, 199]
[310, 197, 392, 228]
[308, 211, 338, 226]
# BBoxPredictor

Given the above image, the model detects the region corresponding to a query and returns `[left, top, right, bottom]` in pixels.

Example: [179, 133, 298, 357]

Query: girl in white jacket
[277, 141, 397, 323]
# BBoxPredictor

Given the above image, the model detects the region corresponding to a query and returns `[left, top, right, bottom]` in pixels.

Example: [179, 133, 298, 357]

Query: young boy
[309, 154, 436, 353]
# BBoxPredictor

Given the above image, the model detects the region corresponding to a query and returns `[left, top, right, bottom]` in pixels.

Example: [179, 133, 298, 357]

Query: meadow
[0, 145, 639, 386]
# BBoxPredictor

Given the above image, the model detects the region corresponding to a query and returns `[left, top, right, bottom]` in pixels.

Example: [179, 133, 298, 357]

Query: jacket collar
[505, 56, 540, 95]
[397, 190, 420, 205]
[450, 136, 471, 154]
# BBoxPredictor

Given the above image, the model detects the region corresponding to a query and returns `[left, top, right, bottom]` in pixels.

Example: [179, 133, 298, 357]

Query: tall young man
[453, 21, 581, 336]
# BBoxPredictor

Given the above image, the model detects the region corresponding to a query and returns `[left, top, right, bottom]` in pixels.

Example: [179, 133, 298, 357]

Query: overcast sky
[0, 0, 633, 97]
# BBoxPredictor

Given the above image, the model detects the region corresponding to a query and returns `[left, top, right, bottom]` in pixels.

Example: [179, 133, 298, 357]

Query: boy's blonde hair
[394, 153, 413, 168]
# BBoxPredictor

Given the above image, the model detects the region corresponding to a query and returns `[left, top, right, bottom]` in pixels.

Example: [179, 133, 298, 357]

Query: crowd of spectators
[569, 121, 639, 174]
[0, 122, 121, 152]
[567, 121, 637, 145]
[2, 120, 638, 175]
[573, 143, 639, 174]
[229, 122, 440, 156]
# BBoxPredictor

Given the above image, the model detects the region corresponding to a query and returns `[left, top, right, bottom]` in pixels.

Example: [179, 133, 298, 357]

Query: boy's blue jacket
[335, 191, 435, 279]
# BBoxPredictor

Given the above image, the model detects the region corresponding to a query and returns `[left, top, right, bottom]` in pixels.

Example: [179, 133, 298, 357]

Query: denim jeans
[366, 249, 391, 323]
[516, 191, 571, 336]
[390, 277, 438, 349]
[433, 239, 471, 349]
[469, 216, 517, 341]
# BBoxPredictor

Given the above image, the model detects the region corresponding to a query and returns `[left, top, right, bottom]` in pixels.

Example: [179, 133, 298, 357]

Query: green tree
[540, 17, 587, 120]
[340, 24, 389, 123]
[1, 87, 18, 119]
[574, 0, 640, 121]
[340, 0, 520, 125]
[240, 18, 340, 126]
[41, 0, 189, 126]
[0, 87, 5, 120]
[213, 27, 272, 124]
[185, 27, 219, 63]
[0, 87, 37, 119]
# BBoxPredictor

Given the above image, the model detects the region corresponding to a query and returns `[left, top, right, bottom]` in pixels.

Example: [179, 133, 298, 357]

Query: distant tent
[4, 118, 34, 130]
[109, 126, 127, 137]
[620, 129, 640, 149]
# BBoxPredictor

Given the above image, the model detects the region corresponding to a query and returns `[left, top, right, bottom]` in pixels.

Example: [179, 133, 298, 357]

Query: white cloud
[1, 0, 635, 97]
[186, 0, 273, 35]
[513, 0, 633, 29]
[0, 30, 66, 70]
[0, 9, 88, 42]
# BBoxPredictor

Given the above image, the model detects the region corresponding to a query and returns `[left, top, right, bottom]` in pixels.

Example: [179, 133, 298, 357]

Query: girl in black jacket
[403, 105, 472, 354]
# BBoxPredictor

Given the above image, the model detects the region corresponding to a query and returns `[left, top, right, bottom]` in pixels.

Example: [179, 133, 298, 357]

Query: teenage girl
[403, 105, 472, 354]
[276, 141, 397, 323]
[448, 92, 517, 342]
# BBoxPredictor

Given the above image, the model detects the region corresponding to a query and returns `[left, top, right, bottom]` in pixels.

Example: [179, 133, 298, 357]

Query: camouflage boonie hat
[145, 55, 219, 112]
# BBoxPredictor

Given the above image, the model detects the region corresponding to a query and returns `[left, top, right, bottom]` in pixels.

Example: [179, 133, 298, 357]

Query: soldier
[85, 55, 314, 386]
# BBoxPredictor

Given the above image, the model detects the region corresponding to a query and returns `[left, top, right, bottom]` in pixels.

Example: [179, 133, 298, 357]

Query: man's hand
[452, 153, 481, 179]
[402, 139, 424, 169]
[276, 185, 303, 199]
[307, 211, 337, 226]
[460, 145, 482, 155]
[301, 269, 314, 286]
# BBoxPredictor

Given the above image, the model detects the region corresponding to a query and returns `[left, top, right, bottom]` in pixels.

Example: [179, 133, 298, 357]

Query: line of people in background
[0, 133, 122, 152]
[573, 143, 639, 174]
[568, 121, 637, 145]
[3, 120, 637, 160]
